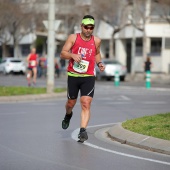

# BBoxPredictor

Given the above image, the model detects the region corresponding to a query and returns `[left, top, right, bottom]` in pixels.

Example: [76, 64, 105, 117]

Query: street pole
[131, 0, 136, 77]
[143, 0, 151, 62]
[47, 0, 55, 93]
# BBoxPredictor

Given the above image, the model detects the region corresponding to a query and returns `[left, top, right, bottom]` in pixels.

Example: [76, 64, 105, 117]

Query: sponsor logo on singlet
[77, 47, 93, 58]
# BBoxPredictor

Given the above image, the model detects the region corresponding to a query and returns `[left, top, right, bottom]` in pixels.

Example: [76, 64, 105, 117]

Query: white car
[95, 59, 127, 81]
[0, 58, 27, 75]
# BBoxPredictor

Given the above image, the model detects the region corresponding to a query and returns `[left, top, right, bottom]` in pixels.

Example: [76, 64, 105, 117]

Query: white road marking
[107, 102, 132, 105]
[96, 95, 131, 101]
[119, 95, 131, 101]
[71, 123, 170, 166]
[142, 101, 167, 104]
[0, 112, 27, 115]
[32, 103, 57, 106]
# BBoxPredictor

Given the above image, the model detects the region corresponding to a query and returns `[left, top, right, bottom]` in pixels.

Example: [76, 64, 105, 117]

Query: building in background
[0, 0, 170, 76]
[113, 0, 170, 74]
[94, 0, 170, 75]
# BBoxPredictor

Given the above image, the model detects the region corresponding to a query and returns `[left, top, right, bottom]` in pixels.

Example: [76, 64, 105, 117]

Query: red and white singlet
[28, 53, 38, 68]
[67, 33, 96, 76]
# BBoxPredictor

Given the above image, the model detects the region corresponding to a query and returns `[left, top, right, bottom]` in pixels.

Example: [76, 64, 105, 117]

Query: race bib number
[73, 60, 89, 73]
[30, 61, 36, 66]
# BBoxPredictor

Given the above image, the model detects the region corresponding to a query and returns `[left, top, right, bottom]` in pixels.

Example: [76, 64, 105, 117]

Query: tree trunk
[2, 44, 8, 58]
[13, 36, 22, 58]
[142, 27, 147, 62]
[143, 0, 151, 62]
[14, 43, 19, 58]
[109, 34, 115, 59]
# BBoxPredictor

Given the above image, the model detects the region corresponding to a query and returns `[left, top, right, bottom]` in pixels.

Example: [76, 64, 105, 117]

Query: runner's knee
[81, 99, 91, 110]
[66, 99, 76, 108]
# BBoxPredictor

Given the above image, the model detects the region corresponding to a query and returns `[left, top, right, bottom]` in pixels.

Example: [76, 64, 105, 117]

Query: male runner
[60, 15, 105, 142]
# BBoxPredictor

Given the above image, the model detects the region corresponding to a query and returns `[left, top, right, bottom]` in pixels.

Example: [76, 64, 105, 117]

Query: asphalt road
[0, 75, 170, 170]
[0, 73, 170, 88]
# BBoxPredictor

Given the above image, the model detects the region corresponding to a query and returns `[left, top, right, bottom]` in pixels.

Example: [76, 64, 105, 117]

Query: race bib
[73, 60, 89, 73]
[30, 61, 36, 66]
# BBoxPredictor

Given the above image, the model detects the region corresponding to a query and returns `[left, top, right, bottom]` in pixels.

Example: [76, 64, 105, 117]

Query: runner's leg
[80, 76, 95, 128]
[65, 99, 77, 114]
[62, 76, 79, 129]
[27, 69, 32, 86]
[32, 67, 37, 84]
[78, 95, 92, 142]
[80, 96, 92, 128]
[66, 76, 80, 113]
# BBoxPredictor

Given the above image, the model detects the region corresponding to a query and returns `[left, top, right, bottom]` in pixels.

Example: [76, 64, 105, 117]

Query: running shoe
[62, 112, 72, 130]
[78, 129, 88, 143]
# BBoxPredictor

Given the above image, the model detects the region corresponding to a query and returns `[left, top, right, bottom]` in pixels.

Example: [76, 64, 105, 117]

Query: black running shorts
[67, 76, 95, 99]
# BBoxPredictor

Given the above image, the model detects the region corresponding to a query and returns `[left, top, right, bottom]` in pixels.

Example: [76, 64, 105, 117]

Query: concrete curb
[108, 123, 170, 155]
[0, 91, 67, 102]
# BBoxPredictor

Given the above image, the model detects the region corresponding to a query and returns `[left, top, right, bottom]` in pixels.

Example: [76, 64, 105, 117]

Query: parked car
[95, 59, 127, 81]
[0, 58, 26, 75]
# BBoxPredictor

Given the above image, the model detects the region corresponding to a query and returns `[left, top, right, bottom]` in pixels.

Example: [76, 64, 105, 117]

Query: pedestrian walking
[144, 56, 152, 72]
[26, 47, 38, 86]
[37, 57, 43, 78]
[60, 15, 105, 143]
[60, 58, 66, 75]
[144, 56, 153, 79]
[55, 59, 60, 78]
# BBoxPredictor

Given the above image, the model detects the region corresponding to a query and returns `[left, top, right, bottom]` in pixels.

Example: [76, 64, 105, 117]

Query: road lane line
[142, 101, 167, 104]
[71, 124, 170, 166]
[120, 95, 131, 101]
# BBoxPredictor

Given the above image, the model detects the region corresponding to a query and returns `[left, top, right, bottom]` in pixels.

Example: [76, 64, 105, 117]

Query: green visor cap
[82, 18, 95, 25]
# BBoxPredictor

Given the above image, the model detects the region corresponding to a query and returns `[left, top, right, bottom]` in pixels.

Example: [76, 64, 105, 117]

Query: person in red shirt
[60, 15, 105, 142]
[26, 47, 38, 86]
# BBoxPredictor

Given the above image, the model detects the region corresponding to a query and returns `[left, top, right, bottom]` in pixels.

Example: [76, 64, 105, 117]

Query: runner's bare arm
[60, 34, 82, 63]
[26, 54, 30, 62]
[94, 37, 105, 72]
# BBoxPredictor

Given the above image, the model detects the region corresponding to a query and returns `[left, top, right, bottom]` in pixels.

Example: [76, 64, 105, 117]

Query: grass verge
[0, 86, 66, 96]
[122, 113, 170, 141]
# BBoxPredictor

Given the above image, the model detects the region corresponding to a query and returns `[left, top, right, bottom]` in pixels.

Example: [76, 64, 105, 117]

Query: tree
[153, 0, 170, 24]
[91, 0, 131, 58]
[127, 0, 169, 61]
[0, 0, 36, 58]
[0, 0, 13, 57]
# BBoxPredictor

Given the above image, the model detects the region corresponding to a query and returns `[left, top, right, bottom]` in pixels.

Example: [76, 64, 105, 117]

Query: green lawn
[122, 113, 170, 141]
[0, 86, 66, 96]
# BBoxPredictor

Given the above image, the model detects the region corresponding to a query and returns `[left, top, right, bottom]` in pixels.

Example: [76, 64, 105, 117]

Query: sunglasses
[83, 25, 94, 30]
